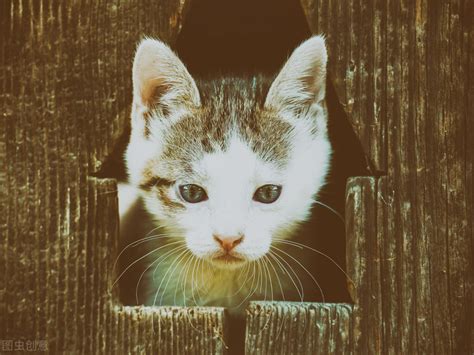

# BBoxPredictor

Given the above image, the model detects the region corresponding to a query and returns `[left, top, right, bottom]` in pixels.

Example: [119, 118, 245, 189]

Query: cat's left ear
[265, 36, 327, 114]
[132, 38, 200, 116]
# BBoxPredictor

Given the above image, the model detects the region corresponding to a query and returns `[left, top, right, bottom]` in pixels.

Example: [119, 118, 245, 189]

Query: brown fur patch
[159, 76, 295, 167]
[157, 186, 185, 211]
[139, 161, 184, 212]
[140, 160, 168, 190]
[139, 176, 173, 191]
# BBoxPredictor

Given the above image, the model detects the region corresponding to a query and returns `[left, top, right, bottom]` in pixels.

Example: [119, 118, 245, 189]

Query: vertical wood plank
[302, 0, 473, 353]
[300, 0, 386, 172]
[346, 176, 382, 354]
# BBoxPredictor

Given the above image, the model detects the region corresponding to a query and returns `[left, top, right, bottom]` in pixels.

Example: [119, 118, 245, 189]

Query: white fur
[120, 36, 331, 309]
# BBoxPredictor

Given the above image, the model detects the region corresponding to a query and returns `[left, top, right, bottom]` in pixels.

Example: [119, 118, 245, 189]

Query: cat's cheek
[239, 235, 272, 260]
[183, 226, 217, 258]
[174, 207, 216, 258]
[278, 166, 329, 223]
[176, 203, 211, 228]
[251, 202, 295, 227]
[237, 218, 272, 259]
[248, 204, 304, 243]
[282, 193, 315, 223]
[142, 194, 165, 217]
[184, 235, 214, 258]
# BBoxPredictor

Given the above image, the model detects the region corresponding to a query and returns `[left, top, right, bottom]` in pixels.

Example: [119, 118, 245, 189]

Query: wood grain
[345, 177, 382, 354]
[300, 0, 387, 172]
[245, 302, 353, 355]
[298, 0, 473, 353]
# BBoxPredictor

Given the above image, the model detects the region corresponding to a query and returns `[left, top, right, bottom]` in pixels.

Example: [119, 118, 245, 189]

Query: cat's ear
[132, 38, 200, 117]
[265, 36, 327, 114]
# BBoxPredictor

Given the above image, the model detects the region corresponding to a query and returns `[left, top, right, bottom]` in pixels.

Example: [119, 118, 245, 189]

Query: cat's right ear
[132, 38, 200, 129]
[265, 36, 327, 115]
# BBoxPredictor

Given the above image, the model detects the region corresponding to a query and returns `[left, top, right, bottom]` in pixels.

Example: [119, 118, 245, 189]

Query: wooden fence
[1, 0, 472, 353]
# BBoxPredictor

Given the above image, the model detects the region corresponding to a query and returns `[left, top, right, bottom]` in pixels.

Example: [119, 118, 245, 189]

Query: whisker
[258, 259, 267, 301]
[273, 238, 354, 286]
[199, 258, 208, 295]
[159, 249, 191, 307]
[113, 234, 173, 271]
[135, 244, 187, 304]
[184, 254, 197, 305]
[264, 255, 285, 302]
[151, 245, 188, 281]
[271, 246, 325, 303]
[257, 257, 275, 331]
[112, 240, 183, 287]
[268, 250, 310, 337]
[144, 224, 166, 237]
[181, 256, 208, 335]
[182, 254, 194, 306]
[261, 258, 273, 301]
[237, 260, 250, 282]
[235, 261, 259, 309]
[152, 248, 189, 307]
[268, 251, 304, 302]
[263, 254, 293, 338]
[313, 199, 345, 223]
[256, 259, 263, 295]
[190, 257, 201, 306]
[228, 263, 253, 297]
[174, 253, 194, 305]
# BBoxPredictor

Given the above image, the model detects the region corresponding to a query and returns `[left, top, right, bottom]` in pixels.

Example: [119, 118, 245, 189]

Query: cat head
[126, 36, 330, 269]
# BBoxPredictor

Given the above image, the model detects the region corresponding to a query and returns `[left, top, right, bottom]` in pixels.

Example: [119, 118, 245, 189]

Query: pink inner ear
[300, 72, 320, 102]
[141, 77, 169, 108]
[133, 39, 201, 114]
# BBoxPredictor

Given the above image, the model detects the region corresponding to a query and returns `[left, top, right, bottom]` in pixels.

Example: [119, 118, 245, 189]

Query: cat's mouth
[214, 254, 244, 262]
[210, 252, 246, 267]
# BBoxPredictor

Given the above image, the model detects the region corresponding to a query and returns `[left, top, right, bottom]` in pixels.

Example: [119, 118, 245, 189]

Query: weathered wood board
[245, 302, 353, 354]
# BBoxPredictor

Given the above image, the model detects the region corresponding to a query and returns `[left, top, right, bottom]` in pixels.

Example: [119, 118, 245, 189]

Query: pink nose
[213, 234, 244, 252]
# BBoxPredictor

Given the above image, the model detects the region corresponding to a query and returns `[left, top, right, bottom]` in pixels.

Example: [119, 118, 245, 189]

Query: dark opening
[175, 0, 310, 75]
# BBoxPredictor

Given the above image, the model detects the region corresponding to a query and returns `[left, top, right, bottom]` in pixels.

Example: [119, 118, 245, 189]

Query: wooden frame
[1, 1, 472, 353]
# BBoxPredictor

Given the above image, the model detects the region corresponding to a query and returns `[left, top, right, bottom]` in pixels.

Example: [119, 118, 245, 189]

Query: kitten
[118, 35, 332, 314]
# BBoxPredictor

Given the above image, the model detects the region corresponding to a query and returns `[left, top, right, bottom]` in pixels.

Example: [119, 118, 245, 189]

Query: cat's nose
[213, 234, 244, 252]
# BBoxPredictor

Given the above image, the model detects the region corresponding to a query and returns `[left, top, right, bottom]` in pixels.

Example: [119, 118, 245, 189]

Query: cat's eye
[253, 185, 282, 204]
[179, 184, 208, 203]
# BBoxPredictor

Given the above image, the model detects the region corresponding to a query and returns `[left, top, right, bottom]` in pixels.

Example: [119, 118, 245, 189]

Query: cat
[118, 35, 339, 316]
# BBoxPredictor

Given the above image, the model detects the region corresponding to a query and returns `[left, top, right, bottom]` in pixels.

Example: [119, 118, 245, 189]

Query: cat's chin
[208, 255, 247, 270]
